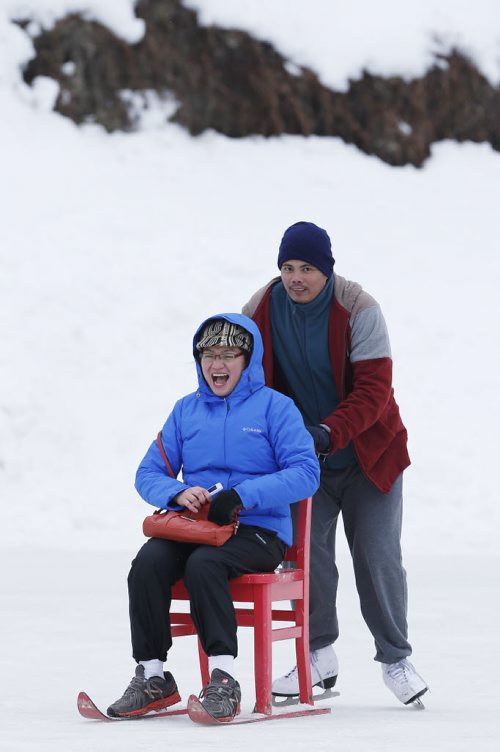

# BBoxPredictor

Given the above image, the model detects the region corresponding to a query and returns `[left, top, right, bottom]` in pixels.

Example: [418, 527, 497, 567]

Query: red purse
[142, 433, 238, 546]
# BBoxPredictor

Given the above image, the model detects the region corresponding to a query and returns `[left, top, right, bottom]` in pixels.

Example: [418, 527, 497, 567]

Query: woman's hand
[174, 486, 211, 513]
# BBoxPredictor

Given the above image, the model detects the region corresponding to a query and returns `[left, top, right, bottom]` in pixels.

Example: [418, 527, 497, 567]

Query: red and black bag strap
[156, 431, 175, 479]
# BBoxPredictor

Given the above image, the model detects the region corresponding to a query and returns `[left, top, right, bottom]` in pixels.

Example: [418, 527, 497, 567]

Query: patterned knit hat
[196, 319, 253, 353]
[277, 221, 334, 278]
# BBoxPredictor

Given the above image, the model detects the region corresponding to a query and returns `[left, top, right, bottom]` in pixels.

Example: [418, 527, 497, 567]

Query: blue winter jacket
[135, 313, 320, 545]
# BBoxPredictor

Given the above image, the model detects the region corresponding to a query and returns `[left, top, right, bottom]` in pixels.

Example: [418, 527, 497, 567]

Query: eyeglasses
[200, 352, 244, 363]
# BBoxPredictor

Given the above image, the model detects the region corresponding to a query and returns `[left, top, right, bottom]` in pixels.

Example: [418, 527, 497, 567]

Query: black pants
[128, 525, 286, 662]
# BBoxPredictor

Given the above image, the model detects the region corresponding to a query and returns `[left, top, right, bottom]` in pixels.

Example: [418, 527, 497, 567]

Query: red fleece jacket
[243, 276, 410, 493]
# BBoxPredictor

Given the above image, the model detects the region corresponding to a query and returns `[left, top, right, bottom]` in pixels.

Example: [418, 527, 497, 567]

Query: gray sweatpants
[294, 463, 411, 663]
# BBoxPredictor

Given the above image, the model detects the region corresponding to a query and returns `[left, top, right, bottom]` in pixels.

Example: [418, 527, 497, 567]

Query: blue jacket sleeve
[135, 401, 188, 509]
[234, 394, 320, 511]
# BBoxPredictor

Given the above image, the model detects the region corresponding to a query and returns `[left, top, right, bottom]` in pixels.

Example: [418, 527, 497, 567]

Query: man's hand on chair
[306, 424, 330, 454]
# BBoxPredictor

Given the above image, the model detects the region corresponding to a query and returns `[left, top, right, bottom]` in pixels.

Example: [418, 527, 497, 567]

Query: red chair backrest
[283, 497, 312, 573]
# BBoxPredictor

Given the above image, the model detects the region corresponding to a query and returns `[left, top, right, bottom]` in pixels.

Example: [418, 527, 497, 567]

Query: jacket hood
[193, 313, 265, 400]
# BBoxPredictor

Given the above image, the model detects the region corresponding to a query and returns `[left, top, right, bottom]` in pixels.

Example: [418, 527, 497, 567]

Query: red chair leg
[253, 585, 273, 714]
[295, 596, 313, 705]
[197, 637, 210, 688]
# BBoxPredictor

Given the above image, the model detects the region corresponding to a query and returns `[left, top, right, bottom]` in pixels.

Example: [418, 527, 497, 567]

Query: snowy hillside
[1, 0, 499, 555]
[186, 0, 500, 88]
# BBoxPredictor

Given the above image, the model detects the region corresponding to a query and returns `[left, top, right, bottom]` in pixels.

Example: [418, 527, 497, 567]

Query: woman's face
[200, 346, 246, 397]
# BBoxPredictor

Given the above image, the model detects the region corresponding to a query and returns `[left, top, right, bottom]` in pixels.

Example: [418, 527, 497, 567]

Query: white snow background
[0, 1, 499, 750]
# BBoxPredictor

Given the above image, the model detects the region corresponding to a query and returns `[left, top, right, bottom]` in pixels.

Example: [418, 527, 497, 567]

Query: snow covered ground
[1, 1, 499, 750]
[2, 549, 499, 750]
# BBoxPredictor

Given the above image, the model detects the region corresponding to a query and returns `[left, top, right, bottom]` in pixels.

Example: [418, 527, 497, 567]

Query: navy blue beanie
[277, 221, 334, 278]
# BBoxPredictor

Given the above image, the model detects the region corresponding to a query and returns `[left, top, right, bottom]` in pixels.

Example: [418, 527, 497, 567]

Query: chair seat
[172, 568, 303, 593]
[172, 569, 305, 605]
[230, 568, 304, 585]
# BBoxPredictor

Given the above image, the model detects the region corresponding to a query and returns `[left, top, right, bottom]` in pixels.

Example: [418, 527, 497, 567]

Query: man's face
[200, 346, 246, 397]
[280, 259, 328, 303]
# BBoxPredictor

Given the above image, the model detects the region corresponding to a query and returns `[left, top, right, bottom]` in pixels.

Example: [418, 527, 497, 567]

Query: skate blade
[272, 688, 340, 707]
[187, 694, 238, 724]
[411, 697, 425, 710]
[405, 686, 428, 710]
[188, 694, 331, 725]
[77, 691, 187, 721]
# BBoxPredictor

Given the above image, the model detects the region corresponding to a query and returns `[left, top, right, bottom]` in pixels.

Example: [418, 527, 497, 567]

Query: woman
[108, 313, 319, 722]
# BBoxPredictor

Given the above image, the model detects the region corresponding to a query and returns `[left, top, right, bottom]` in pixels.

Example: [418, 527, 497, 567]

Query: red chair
[170, 497, 314, 715]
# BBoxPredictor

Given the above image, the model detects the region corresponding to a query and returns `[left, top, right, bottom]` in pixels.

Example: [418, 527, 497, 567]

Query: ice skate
[272, 645, 338, 702]
[382, 658, 428, 708]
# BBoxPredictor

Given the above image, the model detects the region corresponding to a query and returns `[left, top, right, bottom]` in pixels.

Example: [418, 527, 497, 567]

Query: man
[242, 221, 428, 706]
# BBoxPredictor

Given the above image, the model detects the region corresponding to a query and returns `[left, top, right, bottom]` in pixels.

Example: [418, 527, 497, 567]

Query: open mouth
[212, 373, 230, 387]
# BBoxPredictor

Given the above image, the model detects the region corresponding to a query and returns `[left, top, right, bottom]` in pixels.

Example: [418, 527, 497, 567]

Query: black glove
[207, 489, 243, 526]
[306, 424, 330, 454]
